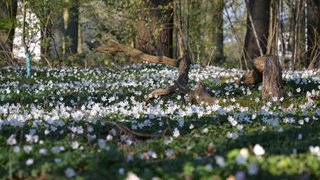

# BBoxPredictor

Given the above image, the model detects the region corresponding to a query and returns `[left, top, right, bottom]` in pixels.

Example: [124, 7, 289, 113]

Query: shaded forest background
[0, 0, 319, 70]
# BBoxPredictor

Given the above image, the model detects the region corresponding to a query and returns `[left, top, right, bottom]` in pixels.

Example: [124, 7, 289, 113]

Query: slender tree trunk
[211, 0, 224, 65]
[8, 0, 18, 53]
[292, 0, 302, 69]
[135, 0, 173, 57]
[50, 13, 64, 63]
[63, 0, 79, 54]
[200, 1, 208, 65]
[40, 5, 52, 57]
[0, 0, 18, 52]
[21, 0, 27, 52]
[306, 0, 320, 69]
[266, 0, 279, 55]
[243, 0, 271, 70]
[225, 4, 245, 69]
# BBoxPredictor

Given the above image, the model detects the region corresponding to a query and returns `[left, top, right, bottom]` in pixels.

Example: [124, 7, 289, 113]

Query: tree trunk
[262, 56, 285, 101]
[243, 0, 271, 69]
[266, 0, 279, 55]
[0, 0, 18, 52]
[63, 0, 79, 54]
[292, 0, 303, 70]
[211, 0, 224, 65]
[36, 2, 52, 58]
[307, 0, 320, 70]
[135, 0, 173, 57]
[50, 13, 64, 62]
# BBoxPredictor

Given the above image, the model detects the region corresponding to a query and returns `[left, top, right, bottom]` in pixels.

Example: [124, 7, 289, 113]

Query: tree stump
[261, 56, 285, 101]
[238, 55, 285, 102]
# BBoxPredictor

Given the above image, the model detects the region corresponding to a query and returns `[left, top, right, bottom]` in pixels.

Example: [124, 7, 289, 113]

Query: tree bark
[36, 2, 52, 58]
[292, 0, 302, 70]
[0, 0, 18, 52]
[243, 0, 271, 69]
[211, 0, 224, 65]
[135, 0, 173, 57]
[266, 0, 279, 55]
[63, 0, 79, 54]
[306, 0, 320, 69]
[262, 56, 285, 101]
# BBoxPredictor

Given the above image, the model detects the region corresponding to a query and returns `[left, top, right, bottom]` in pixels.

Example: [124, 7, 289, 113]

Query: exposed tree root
[99, 118, 167, 140]
[145, 82, 216, 105]
[192, 82, 216, 104]
[145, 86, 176, 102]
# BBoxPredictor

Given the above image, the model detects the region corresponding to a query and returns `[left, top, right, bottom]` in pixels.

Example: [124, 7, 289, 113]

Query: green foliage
[0, 20, 12, 31]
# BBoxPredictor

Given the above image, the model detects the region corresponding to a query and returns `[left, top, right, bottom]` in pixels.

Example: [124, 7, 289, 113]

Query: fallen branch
[95, 36, 216, 105]
[95, 36, 179, 67]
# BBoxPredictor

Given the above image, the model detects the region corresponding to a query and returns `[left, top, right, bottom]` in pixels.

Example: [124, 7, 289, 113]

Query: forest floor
[0, 63, 319, 179]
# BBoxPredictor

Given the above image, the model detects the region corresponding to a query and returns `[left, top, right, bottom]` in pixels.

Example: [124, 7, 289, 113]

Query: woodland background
[0, 0, 319, 70]
[1, 1, 320, 179]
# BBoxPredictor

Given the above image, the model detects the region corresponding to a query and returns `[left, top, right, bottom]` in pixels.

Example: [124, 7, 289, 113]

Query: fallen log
[237, 56, 266, 86]
[95, 36, 216, 105]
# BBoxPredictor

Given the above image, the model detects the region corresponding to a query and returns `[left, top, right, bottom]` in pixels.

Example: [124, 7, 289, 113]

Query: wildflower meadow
[0, 63, 319, 179]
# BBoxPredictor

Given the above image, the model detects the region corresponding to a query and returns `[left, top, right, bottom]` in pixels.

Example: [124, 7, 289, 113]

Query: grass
[0, 63, 319, 179]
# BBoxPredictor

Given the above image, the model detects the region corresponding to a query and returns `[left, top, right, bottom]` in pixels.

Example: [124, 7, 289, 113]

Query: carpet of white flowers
[0, 63, 319, 179]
